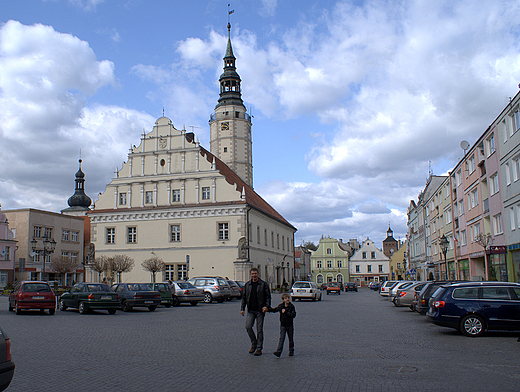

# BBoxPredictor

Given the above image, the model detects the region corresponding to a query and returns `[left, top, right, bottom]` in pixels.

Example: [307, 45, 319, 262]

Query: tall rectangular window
[62, 230, 69, 241]
[493, 214, 503, 235]
[257, 226, 260, 244]
[127, 227, 137, 243]
[513, 157, 520, 182]
[202, 187, 210, 200]
[355, 265, 360, 273]
[119, 192, 127, 205]
[327, 260, 332, 268]
[44, 227, 53, 238]
[71, 231, 78, 242]
[264, 229, 268, 246]
[165, 265, 175, 281]
[490, 173, 499, 195]
[337, 260, 342, 268]
[461, 230, 467, 246]
[276, 234, 280, 249]
[378, 265, 383, 273]
[367, 265, 372, 273]
[459, 200, 464, 216]
[219, 223, 229, 241]
[170, 225, 181, 242]
[371, 252, 376, 259]
[106, 228, 115, 244]
[145, 191, 153, 204]
[34, 226, 42, 238]
[177, 264, 187, 280]
[486, 134, 495, 156]
[362, 252, 367, 259]
[510, 207, 516, 231]
[317, 260, 322, 268]
[506, 162, 511, 185]
[172, 189, 180, 202]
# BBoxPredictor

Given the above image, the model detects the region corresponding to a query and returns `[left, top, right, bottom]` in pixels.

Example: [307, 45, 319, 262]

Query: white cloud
[0, 21, 153, 211]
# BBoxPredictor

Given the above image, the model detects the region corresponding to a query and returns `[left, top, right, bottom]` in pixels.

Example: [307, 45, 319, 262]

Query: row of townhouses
[408, 89, 520, 283]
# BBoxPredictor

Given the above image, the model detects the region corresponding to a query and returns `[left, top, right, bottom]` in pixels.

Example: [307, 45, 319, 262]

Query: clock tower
[209, 23, 253, 188]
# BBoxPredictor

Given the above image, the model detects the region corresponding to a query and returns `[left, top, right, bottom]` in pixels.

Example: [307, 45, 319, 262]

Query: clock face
[221, 122, 229, 130]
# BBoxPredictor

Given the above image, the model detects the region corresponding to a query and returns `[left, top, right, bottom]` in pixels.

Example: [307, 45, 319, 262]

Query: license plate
[297, 289, 306, 293]
[32, 296, 44, 299]
[101, 296, 111, 300]
[144, 301, 153, 304]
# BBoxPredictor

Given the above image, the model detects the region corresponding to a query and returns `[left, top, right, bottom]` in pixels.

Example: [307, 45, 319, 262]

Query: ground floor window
[0, 271, 8, 289]
[165, 265, 175, 281]
[177, 264, 187, 280]
[316, 274, 323, 284]
[336, 274, 343, 283]
[489, 254, 508, 281]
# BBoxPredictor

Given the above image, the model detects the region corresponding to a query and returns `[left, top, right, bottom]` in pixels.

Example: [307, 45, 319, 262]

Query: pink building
[0, 205, 17, 288]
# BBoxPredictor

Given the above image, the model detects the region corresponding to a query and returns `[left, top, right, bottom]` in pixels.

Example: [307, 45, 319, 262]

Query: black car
[0, 323, 15, 391]
[112, 283, 162, 311]
[59, 283, 120, 314]
[426, 282, 520, 337]
[345, 282, 358, 292]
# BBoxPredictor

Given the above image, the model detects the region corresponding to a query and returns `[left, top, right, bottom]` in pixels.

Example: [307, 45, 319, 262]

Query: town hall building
[88, 24, 296, 286]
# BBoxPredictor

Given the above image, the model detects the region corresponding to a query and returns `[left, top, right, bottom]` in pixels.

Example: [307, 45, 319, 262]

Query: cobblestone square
[1, 288, 519, 391]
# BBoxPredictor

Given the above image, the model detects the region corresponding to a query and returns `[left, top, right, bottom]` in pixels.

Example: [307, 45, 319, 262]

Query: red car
[9, 281, 56, 315]
[326, 282, 341, 295]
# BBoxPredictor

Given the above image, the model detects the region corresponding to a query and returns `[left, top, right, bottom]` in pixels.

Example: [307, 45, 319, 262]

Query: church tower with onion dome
[61, 159, 92, 216]
[209, 22, 253, 188]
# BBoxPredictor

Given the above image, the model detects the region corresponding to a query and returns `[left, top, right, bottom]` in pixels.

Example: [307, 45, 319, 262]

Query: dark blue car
[426, 282, 520, 337]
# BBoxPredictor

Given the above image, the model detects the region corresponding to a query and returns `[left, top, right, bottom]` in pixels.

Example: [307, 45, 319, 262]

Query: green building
[310, 236, 350, 286]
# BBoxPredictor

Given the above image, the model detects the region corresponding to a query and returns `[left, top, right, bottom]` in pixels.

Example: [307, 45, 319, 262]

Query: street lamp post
[439, 234, 449, 280]
[31, 236, 57, 281]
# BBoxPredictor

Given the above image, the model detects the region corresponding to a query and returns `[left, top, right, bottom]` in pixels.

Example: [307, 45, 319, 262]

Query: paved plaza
[1, 288, 519, 391]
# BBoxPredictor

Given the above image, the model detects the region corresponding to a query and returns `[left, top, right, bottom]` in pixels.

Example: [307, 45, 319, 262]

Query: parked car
[326, 282, 341, 295]
[226, 279, 242, 300]
[426, 281, 520, 337]
[187, 276, 231, 303]
[369, 282, 380, 291]
[379, 281, 398, 297]
[171, 281, 204, 306]
[148, 283, 174, 307]
[345, 282, 358, 292]
[235, 281, 245, 298]
[389, 281, 414, 299]
[111, 283, 162, 311]
[415, 281, 464, 314]
[0, 323, 15, 391]
[393, 282, 427, 308]
[9, 281, 56, 315]
[59, 283, 119, 314]
[290, 281, 321, 301]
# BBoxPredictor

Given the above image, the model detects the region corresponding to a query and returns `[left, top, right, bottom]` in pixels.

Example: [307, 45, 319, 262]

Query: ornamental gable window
[145, 191, 153, 204]
[202, 187, 210, 200]
[371, 252, 376, 259]
[119, 192, 127, 205]
[172, 190, 180, 202]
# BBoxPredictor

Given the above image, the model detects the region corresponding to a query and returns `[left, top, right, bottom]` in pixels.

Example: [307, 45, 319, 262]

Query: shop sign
[508, 243, 520, 251]
[489, 246, 507, 254]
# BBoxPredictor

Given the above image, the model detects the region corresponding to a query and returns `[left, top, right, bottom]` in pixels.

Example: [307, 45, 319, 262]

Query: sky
[1, 0, 520, 247]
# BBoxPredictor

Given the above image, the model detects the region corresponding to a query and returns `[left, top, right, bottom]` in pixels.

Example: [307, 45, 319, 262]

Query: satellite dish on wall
[460, 140, 470, 155]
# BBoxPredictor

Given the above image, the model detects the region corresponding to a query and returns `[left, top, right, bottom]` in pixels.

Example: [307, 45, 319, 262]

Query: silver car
[393, 281, 427, 308]
[290, 281, 321, 301]
[171, 281, 204, 306]
[187, 276, 231, 303]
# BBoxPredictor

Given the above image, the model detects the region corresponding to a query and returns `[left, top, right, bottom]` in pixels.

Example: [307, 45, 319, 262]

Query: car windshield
[87, 284, 111, 292]
[398, 282, 413, 289]
[217, 278, 228, 286]
[177, 282, 196, 289]
[293, 282, 310, 288]
[329, 282, 338, 287]
[22, 283, 51, 292]
[127, 284, 152, 291]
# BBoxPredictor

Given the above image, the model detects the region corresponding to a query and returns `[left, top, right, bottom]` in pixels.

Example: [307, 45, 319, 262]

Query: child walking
[269, 293, 296, 357]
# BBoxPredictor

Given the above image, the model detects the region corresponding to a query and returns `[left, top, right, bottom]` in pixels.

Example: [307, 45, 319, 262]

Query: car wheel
[173, 297, 181, 307]
[78, 302, 88, 314]
[148, 305, 157, 311]
[59, 300, 67, 311]
[108, 309, 117, 315]
[49, 308, 56, 315]
[122, 300, 132, 312]
[204, 293, 213, 303]
[15, 302, 21, 315]
[190, 301, 198, 306]
[460, 314, 485, 337]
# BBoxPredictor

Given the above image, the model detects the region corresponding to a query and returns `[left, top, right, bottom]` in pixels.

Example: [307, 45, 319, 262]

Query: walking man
[240, 267, 271, 356]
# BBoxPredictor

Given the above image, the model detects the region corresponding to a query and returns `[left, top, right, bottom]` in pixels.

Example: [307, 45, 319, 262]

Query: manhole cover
[383, 366, 419, 373]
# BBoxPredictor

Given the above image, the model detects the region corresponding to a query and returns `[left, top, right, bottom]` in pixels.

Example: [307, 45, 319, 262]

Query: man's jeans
[245, 311, 265, 349]
[276, 325, 294, 353]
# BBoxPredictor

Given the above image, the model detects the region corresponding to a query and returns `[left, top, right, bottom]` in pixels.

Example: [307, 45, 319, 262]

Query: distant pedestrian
[269, 293, 296, 357]
[240, 267, 271, 356]
[101, 278, 107, 284]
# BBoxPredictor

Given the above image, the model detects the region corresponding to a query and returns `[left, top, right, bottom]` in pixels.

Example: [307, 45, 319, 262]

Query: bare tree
[110, 255, 135, 283]
[475, 233, 494, 281]
[90, 255, 109, 282]
[303, 241, 318, 251]
[141, 256, 165, 283]
[49, 255, 81, 285]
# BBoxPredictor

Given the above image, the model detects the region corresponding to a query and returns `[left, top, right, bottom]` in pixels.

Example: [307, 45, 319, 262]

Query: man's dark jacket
[241, 278, 271, 312]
